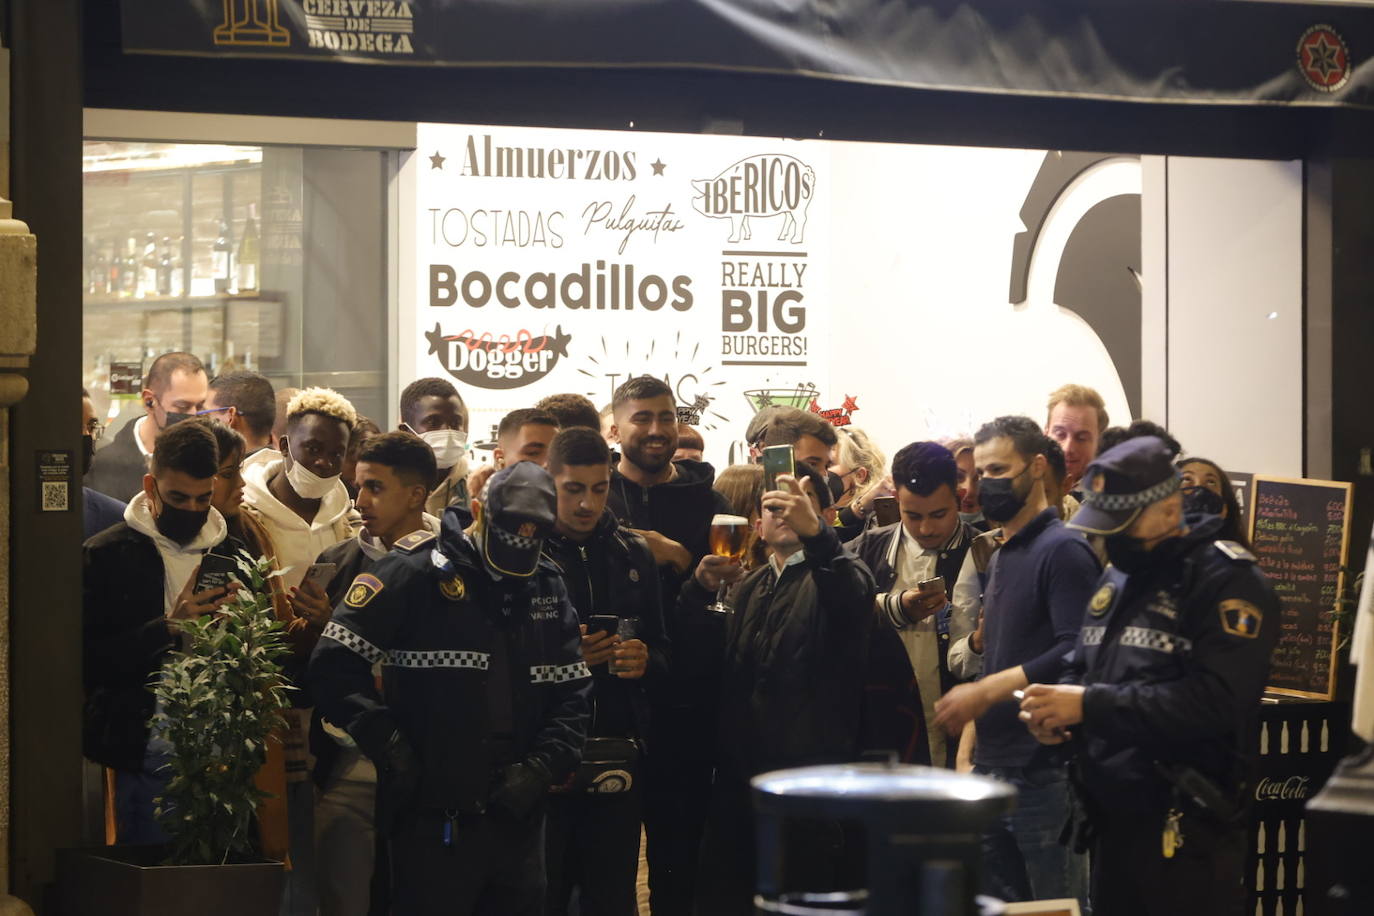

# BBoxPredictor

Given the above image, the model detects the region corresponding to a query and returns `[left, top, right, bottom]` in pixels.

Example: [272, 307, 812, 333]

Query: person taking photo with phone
[82, 419, 240, 844]
[541, 427, 670, 916]
[681, 465, 875, 916]
[849, 441, 982, 768]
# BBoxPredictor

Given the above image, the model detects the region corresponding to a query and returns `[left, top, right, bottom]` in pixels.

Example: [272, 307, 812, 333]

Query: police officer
[310, 462, 591, 915]
[1018, 436, 1278, 916]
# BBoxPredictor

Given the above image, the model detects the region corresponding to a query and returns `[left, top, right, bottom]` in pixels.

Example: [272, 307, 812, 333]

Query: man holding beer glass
[682, 464, 876, 916]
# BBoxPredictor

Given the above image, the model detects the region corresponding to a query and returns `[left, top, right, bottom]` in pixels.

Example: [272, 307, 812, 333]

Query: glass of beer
[708, 514, 750, 614]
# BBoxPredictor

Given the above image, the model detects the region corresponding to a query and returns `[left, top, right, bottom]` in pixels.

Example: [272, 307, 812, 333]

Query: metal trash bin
[751, 763, 1015, 916]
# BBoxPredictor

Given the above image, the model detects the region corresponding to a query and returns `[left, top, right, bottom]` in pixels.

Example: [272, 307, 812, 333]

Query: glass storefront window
[82, 140, 391, 444]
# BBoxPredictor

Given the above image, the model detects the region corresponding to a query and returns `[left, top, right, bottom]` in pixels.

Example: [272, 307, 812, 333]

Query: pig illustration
[691, 154, 816, 244]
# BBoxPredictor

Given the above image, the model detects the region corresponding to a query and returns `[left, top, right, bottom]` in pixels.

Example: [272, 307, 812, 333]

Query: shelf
[83, 291, 282, 311]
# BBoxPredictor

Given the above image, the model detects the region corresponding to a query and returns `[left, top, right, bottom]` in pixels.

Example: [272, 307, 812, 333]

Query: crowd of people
[80, 354, 1278, 916]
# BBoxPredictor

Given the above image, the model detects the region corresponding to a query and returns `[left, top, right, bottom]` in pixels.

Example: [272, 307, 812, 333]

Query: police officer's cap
[481, 462, 557, 577]
[1067, 436, 1181, 536]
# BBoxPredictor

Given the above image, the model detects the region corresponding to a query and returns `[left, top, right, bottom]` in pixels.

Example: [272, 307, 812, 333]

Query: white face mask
[418, 428, 468, 470]
[285, 452, 339, 500]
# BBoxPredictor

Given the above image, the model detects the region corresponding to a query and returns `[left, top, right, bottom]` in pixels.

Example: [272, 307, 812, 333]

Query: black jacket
[849, 520, 979, 695]
[680, 524, 876, 780]
[308, 510, 592, 814]
[85, 418, 150, 503]
[81, 522, 239, 771]
[1064, 518, 1280, 815]
[606, 458, 731, 755]
[542, 510, 671, 742]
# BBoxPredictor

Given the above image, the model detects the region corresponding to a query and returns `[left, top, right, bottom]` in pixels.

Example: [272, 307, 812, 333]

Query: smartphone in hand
[302, 562, 337, 593]
[587, 614, 620, 637]
[762, 445, 795, 492]
[195, 547, 244, 595]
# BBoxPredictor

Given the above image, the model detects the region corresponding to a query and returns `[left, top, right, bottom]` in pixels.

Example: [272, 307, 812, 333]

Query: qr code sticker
[41, 481, 68, 512]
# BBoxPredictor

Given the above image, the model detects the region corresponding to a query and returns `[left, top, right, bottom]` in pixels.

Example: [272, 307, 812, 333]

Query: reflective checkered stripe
[386, 649, 490, 671]
[321, 621, 386, 665]
[1118, 626, 1192, 655]
[1082, 626, 1106, 646]
[492, 526, 540, 552]
[529, 662, 592, 685]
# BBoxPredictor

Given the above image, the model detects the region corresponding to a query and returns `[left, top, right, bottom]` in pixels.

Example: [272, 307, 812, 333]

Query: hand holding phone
[303, 562, 337, 592]
[586, 614, 621, 637]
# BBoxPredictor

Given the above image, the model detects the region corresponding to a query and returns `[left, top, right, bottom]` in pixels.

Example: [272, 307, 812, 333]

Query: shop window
[82, 140, 390, 443]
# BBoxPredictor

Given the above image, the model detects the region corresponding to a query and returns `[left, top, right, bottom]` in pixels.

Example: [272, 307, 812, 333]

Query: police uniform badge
[1089, 582, 1117, 617]
[1219, 598, 1263, 638]
[344, 573, 384, 608]
[439, 574, 466, 602]
[628, 568, 640, 583]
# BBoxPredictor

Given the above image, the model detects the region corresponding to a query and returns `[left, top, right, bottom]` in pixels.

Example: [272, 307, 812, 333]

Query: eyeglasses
[85, 419, 106, 442]
[195, 406, 234, 419]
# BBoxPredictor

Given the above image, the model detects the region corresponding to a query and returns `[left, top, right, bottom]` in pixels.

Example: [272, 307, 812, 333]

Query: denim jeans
[975, 762, 1089, 913]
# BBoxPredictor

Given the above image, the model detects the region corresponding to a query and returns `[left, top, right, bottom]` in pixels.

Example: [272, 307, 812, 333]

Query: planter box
[56, 847, 284, 916]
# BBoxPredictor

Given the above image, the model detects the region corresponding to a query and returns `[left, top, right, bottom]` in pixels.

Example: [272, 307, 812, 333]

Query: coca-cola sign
[1254, 775, 1311, 802]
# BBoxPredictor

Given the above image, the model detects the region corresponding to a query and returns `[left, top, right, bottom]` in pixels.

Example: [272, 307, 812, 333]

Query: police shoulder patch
[1219, 598, 1263, 638]
[344, 573, 384, 608]
[1089, 582, 1117, 617]
[394, 530, 437, 554]
[438, 573, 467, 602]
[1215, 540, 1257, 563]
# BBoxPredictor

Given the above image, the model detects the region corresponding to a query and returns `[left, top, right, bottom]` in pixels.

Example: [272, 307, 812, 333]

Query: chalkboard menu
[1249, 476, 1353, 700]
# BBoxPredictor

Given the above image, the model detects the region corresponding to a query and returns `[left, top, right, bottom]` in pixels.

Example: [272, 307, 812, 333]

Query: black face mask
[828, 472, 847, 503]
[163, 411, 195, 429]
[82, 434, 95, 476]
[1181, 485, 1225, 518]
[978, 465, 1031, 524]
[154, 488, 210, 546]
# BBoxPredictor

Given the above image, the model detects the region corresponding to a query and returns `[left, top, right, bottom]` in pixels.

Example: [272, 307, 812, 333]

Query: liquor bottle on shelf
[156, 237, 175, 297]
[120, 236, 139, 298]
[87, 237, 109, 297]
[213, 219, 234, 294]
[139, 231, 159, 298]
[237, 205, 260, 293]
[106, 239, 122, 296]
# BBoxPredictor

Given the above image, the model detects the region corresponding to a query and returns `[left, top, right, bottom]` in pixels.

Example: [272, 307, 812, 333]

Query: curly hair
[287, 387, 358, 430]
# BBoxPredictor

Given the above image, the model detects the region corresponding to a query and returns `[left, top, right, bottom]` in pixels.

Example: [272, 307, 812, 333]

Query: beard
[622, 436, 674, 474]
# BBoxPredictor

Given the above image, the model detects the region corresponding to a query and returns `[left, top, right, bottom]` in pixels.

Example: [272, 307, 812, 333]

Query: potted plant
[59, 555, 292, 916]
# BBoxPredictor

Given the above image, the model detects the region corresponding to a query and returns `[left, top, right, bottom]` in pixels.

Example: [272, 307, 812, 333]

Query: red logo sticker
[1297, 25, 1351, 93]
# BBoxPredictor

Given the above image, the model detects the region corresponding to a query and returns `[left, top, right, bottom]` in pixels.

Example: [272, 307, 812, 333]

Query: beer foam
[711, 514, 750, 526]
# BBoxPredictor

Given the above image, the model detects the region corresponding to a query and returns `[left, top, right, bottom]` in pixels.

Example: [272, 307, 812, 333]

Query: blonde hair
[941, 436, 974, 459]
[287, 387, 358, 430]
[1046, 384, 1108, 433]
[835, 427, 887, 504]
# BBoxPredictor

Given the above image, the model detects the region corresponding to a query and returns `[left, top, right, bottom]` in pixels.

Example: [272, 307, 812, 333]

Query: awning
[119, 1, 1374, 110]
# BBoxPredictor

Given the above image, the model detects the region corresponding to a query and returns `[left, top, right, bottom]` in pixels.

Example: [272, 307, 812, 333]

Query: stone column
[0, 196, 38, 916]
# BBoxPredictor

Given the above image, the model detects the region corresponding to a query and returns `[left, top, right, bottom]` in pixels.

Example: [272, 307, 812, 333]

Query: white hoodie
[124, 492, 229, 614]
[241, 456, 357, 590]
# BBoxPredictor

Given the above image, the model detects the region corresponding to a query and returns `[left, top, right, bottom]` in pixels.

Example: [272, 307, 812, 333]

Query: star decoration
[1306, 36, 1341, 81]
[651, 158, 666, 176]
[429, 150, 446, 170]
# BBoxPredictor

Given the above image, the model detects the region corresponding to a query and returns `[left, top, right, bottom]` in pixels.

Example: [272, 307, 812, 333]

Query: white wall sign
[401, 124, 831, 464]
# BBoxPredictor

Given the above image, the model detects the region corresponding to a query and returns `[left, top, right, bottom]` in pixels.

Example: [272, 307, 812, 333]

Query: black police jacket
[1064, 517, 1280, 814]
[308, 509, 592, 814]
[542, 511, 671, 742]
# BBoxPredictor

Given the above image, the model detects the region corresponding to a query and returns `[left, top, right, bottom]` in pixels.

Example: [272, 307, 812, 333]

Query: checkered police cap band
[491, 525, 540, 552]
[1081, 472, 1181, 511]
